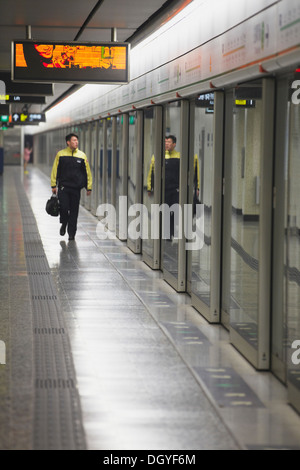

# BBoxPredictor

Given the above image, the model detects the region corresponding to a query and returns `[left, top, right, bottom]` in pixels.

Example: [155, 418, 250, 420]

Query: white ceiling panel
[89, 0, 172, 28]
[1, 0, 98, 26]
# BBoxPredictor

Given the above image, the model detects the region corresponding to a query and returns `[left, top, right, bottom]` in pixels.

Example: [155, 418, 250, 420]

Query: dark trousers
[164, 188, 179, 239]
[58, 186, 81, 237]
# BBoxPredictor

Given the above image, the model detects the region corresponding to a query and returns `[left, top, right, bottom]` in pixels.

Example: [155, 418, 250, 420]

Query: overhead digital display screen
[197, 93, 214, 107]
[12, 41, 130, 84]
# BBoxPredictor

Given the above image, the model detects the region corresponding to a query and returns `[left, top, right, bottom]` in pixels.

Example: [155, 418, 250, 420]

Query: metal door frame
[221, 89, 234, 329]
[229, 77, 275, 370]
[84, 123, 92, 211]
[102, 119, 108, 205]
[281, 74, 300, 413]
[91, 120, 99, 216]
[186, 99, 195, 295]
[110, 116, 117, 231]
[116, 113, 128, 241]
[106, 117, 113, 209]
[190, 91, 224, 322]
[272, 75, 290, 383]
[79, 124, 87, 207]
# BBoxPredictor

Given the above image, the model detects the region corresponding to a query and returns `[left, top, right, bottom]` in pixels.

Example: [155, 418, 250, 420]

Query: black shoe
[68, 236, 75, 241]
[60, 224, 67, 236]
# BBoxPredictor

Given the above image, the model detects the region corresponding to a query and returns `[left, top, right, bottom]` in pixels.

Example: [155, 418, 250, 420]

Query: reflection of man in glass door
[147, 135, 180, 239]
[164, 135, 180, 239]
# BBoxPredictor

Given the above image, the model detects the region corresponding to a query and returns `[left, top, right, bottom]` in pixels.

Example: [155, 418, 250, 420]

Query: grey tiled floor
[2, 166, 300, 450]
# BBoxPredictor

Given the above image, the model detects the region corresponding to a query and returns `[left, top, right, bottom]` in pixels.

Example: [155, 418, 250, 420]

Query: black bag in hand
[45, 194, 60, 217]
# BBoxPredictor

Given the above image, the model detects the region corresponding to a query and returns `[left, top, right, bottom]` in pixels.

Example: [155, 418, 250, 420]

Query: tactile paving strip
[15, 178, 86, 450]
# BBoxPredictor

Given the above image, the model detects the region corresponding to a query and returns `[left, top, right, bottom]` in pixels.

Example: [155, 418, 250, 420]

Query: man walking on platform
[51, 133, 92, 241]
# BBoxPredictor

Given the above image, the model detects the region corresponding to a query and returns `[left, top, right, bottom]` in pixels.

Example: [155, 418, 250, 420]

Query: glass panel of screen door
[227, 79, 274, 370]
[91, 122, 98, 215]
[191, 96, 214, 317]
[106, 118, 113, 206]
[271, 76, 289, 383]
[143, 107, 162, 269]
[162, 101, 188, 292]
[110, 117, 117, 221]
[78, 126, 86, 207]
[98, 120, 105, 206]
[287, 94, 300, 413]
[115, 114, 128, 240]
[221, 90, 234, 329]
[84, 124, 92, 211]
[127, 110, 143, 253]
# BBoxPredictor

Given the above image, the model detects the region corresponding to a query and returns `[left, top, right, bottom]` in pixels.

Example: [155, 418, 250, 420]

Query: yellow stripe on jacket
[51, 147, 92, 191]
